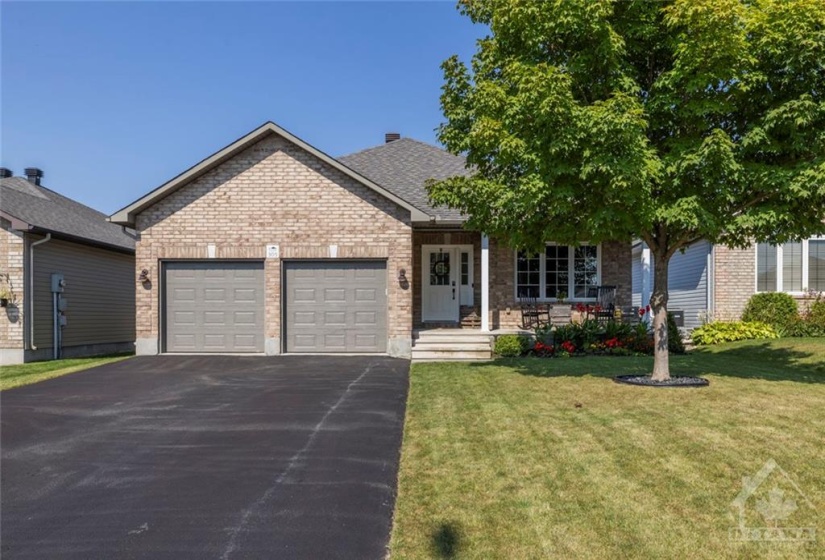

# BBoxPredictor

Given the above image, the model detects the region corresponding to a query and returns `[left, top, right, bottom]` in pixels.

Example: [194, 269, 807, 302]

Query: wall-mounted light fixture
[138, 269, 150, 285]
[398, 268, 407, 282]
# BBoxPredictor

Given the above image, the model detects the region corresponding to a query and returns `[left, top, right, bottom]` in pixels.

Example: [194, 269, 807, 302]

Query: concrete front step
[411, 342, 492, 351]
[412, 357, 494, 363]
[413, 333, 493, 344]
[411, 350, 493, 361]
[412, 330, 494, 362]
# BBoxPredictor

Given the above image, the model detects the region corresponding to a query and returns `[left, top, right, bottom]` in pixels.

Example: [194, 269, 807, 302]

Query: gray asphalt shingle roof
[339, 138, 471, 221]
[1, 177, 135, 252]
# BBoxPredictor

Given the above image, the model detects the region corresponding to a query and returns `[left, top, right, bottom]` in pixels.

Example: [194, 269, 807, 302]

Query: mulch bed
[613, 375, 709, 388]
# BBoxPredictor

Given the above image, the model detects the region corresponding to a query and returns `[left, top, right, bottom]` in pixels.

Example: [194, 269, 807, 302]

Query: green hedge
[742, 293, 799, 331]
[494, 334, 530, 357]
[691, 321, 779, 345]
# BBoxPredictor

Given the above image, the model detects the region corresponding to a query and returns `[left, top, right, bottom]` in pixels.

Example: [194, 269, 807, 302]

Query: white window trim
[755, 237, 825, 295]
[514, 242, 602, 302]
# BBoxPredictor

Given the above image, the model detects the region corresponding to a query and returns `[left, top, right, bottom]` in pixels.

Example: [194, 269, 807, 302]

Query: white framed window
[756, 237, 825, 293]
[516, 243, 601, 301]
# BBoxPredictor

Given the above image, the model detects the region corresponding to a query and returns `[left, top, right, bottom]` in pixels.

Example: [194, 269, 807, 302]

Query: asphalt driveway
[0, 355, 409, 559]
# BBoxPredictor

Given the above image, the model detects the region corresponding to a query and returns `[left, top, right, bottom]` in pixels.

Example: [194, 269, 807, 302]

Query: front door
[422, 246, 461, 322]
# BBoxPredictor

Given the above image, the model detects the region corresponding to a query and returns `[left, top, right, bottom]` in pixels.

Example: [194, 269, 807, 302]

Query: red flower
[560, 340, 576, 354]
[639, 308, 645, 317]
[605, 337, 622, 349]
[646, 304, 651, 312]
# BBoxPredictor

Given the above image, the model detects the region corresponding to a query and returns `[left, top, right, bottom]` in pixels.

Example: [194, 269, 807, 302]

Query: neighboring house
[632, 238, 825, 329]
[632, 241, 712, 330]
[0, 168, 136, 364]
[109, 121, 631, 358]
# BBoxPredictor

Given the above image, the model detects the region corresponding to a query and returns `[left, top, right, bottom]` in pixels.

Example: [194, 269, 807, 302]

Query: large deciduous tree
[429, 0, 825, 380]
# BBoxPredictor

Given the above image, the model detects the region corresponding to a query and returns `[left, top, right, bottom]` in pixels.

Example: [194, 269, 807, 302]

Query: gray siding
[31, 237, 135, 349]
[631, 240, 710, 330]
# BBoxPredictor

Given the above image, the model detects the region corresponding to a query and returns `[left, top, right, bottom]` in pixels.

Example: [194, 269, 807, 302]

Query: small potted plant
[0, 288, 9, 308]
[557, 291, 567, 304]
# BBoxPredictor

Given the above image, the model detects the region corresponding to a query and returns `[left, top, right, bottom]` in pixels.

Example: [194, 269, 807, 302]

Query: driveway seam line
[220, 362, 375, 559]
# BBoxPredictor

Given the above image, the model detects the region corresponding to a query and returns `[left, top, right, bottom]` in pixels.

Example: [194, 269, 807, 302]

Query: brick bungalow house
[110, 122, 631, 359]
[1, 168, 136, 364]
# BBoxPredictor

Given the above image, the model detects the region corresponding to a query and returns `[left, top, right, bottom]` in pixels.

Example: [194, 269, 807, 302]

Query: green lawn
[0, 354, 132, 390]
[391, 338, 825, 559]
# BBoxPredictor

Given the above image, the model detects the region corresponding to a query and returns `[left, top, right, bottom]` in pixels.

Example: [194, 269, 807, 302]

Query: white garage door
[164, 261, 264, 353]
[284, 261, 387, 353]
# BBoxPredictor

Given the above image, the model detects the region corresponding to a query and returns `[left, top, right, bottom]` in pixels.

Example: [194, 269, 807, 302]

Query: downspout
[28, 233, 52, 350]
[707, 244, 715, 321]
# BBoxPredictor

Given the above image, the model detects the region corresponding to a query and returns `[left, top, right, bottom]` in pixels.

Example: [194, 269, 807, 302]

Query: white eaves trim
[109, 121, 431, 226]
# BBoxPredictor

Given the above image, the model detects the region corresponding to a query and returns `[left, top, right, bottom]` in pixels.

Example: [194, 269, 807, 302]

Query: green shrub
[535, 323, 554, 344]
[604, 320, 633, 340]
[552, 323, 578, 346]
[667, 312, 686, 354]
[804, 295, 825, 331]
[783, 318, 825, 337]
[742, 292, 799, 332]
[691, 321, 779, 345]
[494, 334, 529, 357]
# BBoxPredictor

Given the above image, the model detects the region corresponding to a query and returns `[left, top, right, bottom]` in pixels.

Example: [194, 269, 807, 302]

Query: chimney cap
[0, 168, 11, 179]
[24, 168, 44, 185]
[385, 132, 401, 143]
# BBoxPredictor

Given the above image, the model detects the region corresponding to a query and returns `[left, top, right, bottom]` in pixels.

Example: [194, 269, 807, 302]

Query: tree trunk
[650, 251, 670, 381]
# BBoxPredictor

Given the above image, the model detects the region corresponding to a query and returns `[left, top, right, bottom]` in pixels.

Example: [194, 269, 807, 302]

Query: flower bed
[502, 319, 656, 358]
[495, 313, 686, 359]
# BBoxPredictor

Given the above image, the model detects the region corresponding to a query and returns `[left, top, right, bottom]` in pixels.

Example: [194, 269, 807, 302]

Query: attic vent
[0, 168, 11, 179]
[385, 133, 401, 143]
[24, 168, 44, 186]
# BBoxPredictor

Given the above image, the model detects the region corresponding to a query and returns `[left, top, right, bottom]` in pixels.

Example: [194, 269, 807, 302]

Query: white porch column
[641, 244, 652, 323]
[481, 234, 490, 331]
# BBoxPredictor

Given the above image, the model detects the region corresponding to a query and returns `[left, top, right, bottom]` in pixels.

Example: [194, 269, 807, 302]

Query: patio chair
[592, 285, 617, 324]
[518, 291, 550, 330]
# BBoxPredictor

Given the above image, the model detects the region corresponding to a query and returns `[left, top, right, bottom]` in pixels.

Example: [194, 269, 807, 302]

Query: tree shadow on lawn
[431, 521, 462, 559]
[473, 341, 824, 384]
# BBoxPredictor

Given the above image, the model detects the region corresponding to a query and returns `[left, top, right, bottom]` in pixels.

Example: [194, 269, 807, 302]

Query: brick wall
[713, 245, 755, 320]
[1, 219, 25, 357]
[134, 133, 413, 355]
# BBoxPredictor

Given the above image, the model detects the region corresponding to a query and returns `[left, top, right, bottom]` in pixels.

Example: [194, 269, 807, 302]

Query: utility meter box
[58, 298, 68, 312]
[51, 273, 66, 293]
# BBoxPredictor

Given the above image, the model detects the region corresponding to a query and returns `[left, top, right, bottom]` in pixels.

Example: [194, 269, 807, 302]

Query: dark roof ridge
[338, 136, 458, 159]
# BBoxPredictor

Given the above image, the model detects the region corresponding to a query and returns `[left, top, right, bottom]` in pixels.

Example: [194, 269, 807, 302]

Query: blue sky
[1, 1, 483, 214]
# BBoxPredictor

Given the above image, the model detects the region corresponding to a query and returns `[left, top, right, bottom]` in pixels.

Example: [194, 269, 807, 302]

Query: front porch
[410, 228, 634, 360]
[412, 228, 633, 332]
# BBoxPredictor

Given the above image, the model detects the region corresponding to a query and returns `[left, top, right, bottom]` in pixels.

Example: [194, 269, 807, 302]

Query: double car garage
[163, 260, 388, 354]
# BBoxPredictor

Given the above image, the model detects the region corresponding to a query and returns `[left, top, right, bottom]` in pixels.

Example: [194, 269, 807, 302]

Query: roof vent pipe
[24, 168, 44, 185]
[0, 168, 12, 179]
[385, 133, 401, 143]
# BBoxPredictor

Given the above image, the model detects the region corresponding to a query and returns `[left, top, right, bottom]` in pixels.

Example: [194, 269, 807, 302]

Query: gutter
[28, 233, 52, 350]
